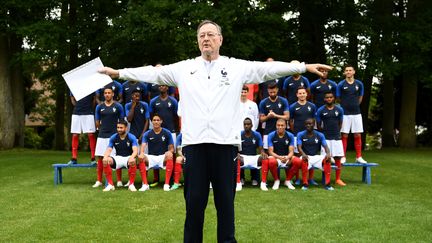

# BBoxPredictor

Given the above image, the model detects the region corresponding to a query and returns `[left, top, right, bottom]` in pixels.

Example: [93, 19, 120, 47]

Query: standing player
[283, 61, 311, 104]
[310, 68, 337, 108]
[236, 118, 268, 191]
[96, 80, 123, 104]
[102, 120, 139, 192]
[316, 91, 346, 186]
[239, 85, 259, 131]
[258, 58, 285, 101]
[125, 90, 150, 140]
[297, 118, 334, 190]
[261, 119, 303, 191]
[122, 79, 148, 104]
[259, 82, 290, 149]
[139, 114, 175, 191]
[336, 65, 367, 163]
[92, 87, 125, 188]
[69, 92, 96, 164]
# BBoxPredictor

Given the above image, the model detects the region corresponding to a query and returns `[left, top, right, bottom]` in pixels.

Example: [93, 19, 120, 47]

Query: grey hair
[197, 20, 222, 35]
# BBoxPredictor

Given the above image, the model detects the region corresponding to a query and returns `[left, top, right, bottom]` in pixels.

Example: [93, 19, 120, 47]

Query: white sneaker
[284, 180, 295, 190]
[236, 183, 242, 191]
[124, 181, 130, 187]
[128, 184, 137, 192]
[103, 184, 115, 192]
[356, 157, 367, 164]
[251, 180, 258, 186]
[116, 181, 123, 187]
[272, 180, 280, 190]
[139, 184, 150, 192]
[260, 182, 268, 191]
[240, 179, 245, 186]
[163, 184, 170, 191]
[92, 181, 103, 188]
[341, 157, 346, 164]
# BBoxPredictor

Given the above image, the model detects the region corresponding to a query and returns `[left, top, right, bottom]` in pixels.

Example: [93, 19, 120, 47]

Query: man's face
[296, 88, 307, 102]
[152, 116, 162, 129]
[276, 120, 286, 134]
[104, 89, 113, 101]
[132, 92, 141, 102]
[197, 23, 223, 57]
[324, 93, 334, 105]
[243, 119, 252, 132]
[344, 67, 355, 79]
[158, 85, 168, 93]
[116, 124, 127, 135]
[319, 68, 328, 79]
[267, 87, 278, 99]
[241, 89, 248, 99]
[305, 119, 314, 132]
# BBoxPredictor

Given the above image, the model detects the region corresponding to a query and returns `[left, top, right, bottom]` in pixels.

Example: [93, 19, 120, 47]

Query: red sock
[302, 160, 309, 185]
[309, 169, 315, 180]
[174, 163, 182, 184]
[103, 165, 113, 186]
[87, 133, 96, 159]
[165, 159, 173, 185]
[335, 158, 342, 181]
[116, 169, 122, 182]
[342, 136, 348, 156]
[138, 161, 148, 184]
[128, 165, 137, 184]
[268, 157, 279, 181]
[236, 159, 241, 183]
[97, 159, 103, 182]
[354, 135, 362, 158]
[261, 159, 269, 183]
[71, 134, 79, 159]
[323, 159, 331, 185]
[153, 169, 160, 183]
[286, 157, 302, 181]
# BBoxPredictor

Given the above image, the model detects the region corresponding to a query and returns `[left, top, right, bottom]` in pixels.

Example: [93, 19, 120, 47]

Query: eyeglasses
[198, 32, 220, 39]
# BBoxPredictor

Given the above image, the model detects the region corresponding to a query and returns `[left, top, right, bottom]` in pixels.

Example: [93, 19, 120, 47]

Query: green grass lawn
[0, 148, 431, 242]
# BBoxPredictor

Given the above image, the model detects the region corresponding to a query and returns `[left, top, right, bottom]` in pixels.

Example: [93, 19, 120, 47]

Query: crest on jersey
[168, 102, 172, 108]
[285, 139, 289, 145]
[278, 103, 282, 108]
[300, 82, 304, 86]
[328, 84, 332, 89]
[308, 106, 311, 111]
[112, 85, 116, 90]
[335, 110, 339, 116]
[140, 108, 144, 114]
[127, 142, 130, 147]
[113, 107, 116, 112]
[162, 135, 166, 141]
[137, 87, 141, 90]
[315, 138, 319, 143]
[252, 138, 256, 144]
[355, 85, 359, 91]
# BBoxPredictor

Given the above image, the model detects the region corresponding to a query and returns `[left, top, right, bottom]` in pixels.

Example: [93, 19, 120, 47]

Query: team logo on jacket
[220, 68, 230, 86]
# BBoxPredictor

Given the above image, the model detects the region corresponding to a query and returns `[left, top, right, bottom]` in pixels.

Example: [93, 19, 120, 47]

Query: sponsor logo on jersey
[115, 142, 119, 145]
[303, 138, 308, 142]
[289, 83, 294, 86]
[343, 86, 348, 90]
[149, 137, 154, 140]
[323, 112, 328, 116]
[101, 108, 105, 112]
[317, 86, 321, 89]
[295, 107, 301, 111]
[125, 87, 129, 90]
[156, 103, 160, 106]
[266, 105, 271, 108]
[190, 70, 197, 75]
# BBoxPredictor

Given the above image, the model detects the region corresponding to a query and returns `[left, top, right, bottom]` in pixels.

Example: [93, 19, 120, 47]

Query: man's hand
[99, 67, 120, 79]
[305, 64, 333, 77]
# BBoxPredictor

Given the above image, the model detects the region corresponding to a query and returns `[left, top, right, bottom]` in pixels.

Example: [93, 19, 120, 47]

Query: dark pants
[183, 144, 238, 243]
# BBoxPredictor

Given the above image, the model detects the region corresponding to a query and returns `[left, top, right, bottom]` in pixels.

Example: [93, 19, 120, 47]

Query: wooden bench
[52, 163, 96, 185]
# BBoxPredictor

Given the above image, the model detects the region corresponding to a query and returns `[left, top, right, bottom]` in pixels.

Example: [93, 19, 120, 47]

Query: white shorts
[302, 155, 325, 170]
[111, 155, 131, 169]
[171, 133, 177, 152]
[239, 154, 261, 169]
[95, 138, 116, 157]
[146, 154, 166, 170]
[70, 115, 95, 134]
[325, 140, 344, 157]
[263, 135, 269, 149]
[341, 114, 363, 133]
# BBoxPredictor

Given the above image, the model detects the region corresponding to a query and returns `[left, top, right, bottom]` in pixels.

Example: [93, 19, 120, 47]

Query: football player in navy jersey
[236, 118, 268, 191]
[102, 120, 139, 192]
[96, 80, 123, 104]
[283, 61, 311, 104]
[297, 118, 334, 190]
[336, 65, 367, 164]
[259, 82, 290, 149]
[310, 68, 337, 108]
[92, 87, 125, 188]
[125, 90, 150, 141]
[69, 92, 96, 164]
[316, 91, 346, 186]
[139, 114, 175, 191]
[261, 119, 303, 191]
[122, 80, 148, 104]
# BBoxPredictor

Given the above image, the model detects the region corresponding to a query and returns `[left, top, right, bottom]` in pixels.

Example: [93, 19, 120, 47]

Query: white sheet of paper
[62, 57, 112, 101]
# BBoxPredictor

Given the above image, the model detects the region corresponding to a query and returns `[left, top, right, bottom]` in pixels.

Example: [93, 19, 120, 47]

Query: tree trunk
[0, 35, 16, 149]
[345, 0, 359, 68]
[382, 78, 395, 147]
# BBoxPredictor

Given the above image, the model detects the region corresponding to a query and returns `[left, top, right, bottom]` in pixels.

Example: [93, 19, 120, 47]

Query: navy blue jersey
[108, 133, 138, 157]
[297, 130, 327, 156]
[122, 81, 148, 103]
[309, 79, 337, 108]
[125, 101, 150, 138]
[267, 130, 295, 155]
[316, 105, 344, 140]
[259, 96, 289, 135]
[283, 76, 310, 104]
[142, 128, 174, 155]
[147, 84, 176, 99]
[149, 96, 178, 132]
[289, 101, 317, 135]
[97, 80, 123, 102]
[176, 133, 182, 147]
[71, 92, 95, 115]
[240, 130, 263, 155]
[336, 79, 364, 115]
[258, 78, 285, 99]
[95, 102, 125, 138]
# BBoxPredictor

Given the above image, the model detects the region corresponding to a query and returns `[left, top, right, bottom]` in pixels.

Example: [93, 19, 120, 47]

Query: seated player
[236, 118, 268, 191]
[297, 118, 334, 191]
[261, 119, 303, 191]
[139, 114, 175, 191]
[171, 133, 184, 190]
[102, 120, 139, 192]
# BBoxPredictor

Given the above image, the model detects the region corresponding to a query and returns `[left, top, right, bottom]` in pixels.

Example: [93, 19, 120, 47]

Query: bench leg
[365, 167, 371, 185]
[59, 168, 63, 184]
[54, 167, 58, 185]
[362, 167, 366, 183]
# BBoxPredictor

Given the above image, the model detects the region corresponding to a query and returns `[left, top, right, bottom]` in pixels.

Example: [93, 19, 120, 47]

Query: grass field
[0, 148, 431, 242]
